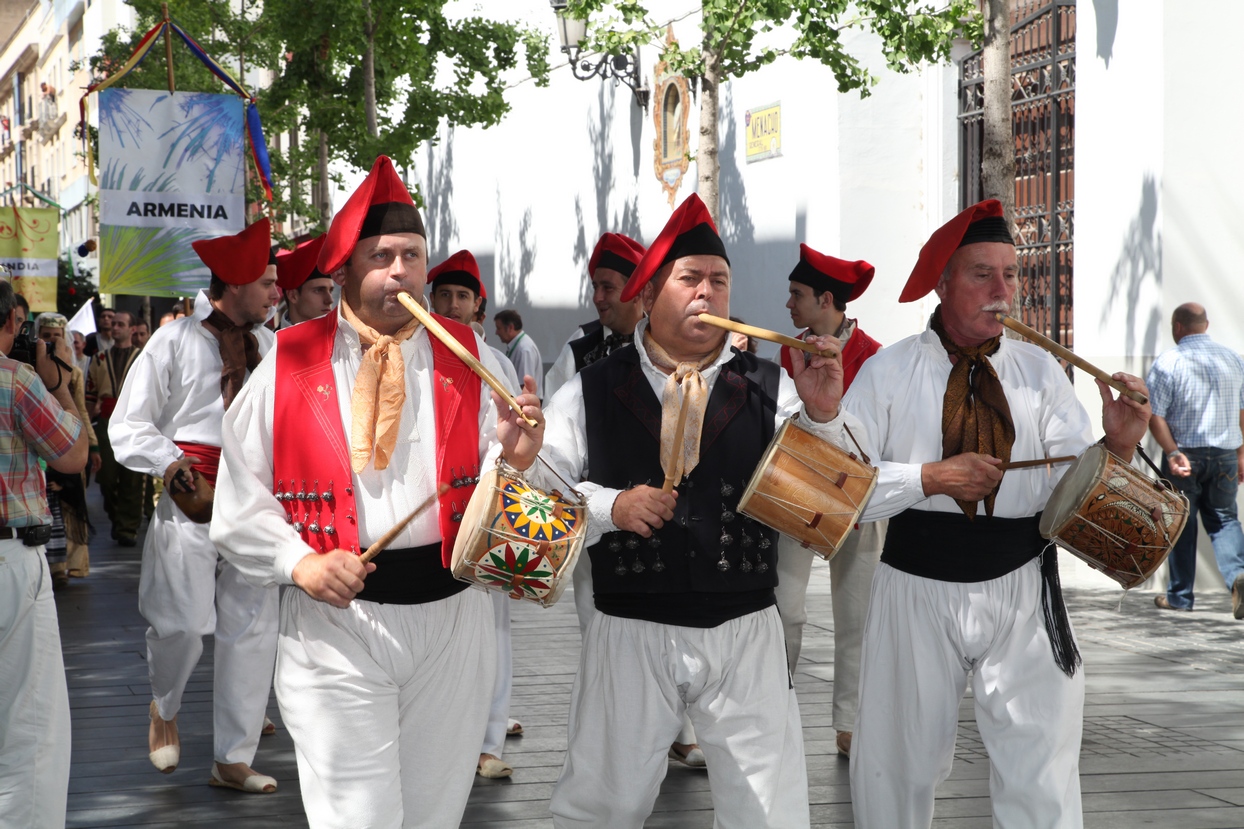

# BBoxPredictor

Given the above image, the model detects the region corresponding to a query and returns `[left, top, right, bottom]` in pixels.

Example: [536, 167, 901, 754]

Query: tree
[980, 0, 1014, 225]
[568, 0, 982, 222]
[83, 0, 550, 235]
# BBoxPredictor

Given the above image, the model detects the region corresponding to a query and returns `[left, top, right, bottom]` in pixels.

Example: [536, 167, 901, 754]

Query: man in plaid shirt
[0, 278, 89, 829]
[1147, 302, 1244, 618]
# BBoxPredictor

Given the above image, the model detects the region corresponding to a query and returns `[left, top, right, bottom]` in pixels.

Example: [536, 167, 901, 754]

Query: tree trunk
[696, 51, 721, 224]
[981, 0, 1015, 224]
[362, 0, 379, 139]
[318, 128, 332, 220]
[289, 121, 300, 220]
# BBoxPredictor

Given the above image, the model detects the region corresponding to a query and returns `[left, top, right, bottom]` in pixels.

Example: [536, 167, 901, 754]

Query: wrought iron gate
[959, 0, 1076, 346]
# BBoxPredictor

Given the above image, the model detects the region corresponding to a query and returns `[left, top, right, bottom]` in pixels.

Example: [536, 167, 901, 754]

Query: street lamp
[549, 1, 650, 113]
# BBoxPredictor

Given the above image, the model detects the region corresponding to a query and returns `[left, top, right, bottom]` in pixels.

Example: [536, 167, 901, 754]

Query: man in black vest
[531, 194, 860, 829]
[544, 232, 646, 400]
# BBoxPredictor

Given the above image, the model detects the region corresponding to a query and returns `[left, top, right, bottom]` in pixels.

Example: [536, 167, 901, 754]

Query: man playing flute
[531, 193, 863, 828]
[843, 199, 1151, 828]
[211, 156, 545, 828]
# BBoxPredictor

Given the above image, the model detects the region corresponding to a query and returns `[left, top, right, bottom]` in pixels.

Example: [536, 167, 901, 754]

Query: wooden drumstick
[395, 291, 538, 427]
[662, 392, 693, 494]
[359, 483, 448, 564]
[993, 313, 1148, 405]
[697, 313, 839, 360]
[997, 455, 1077, 471]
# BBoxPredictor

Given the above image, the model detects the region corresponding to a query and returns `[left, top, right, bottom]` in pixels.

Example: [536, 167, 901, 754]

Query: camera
[8, 321, 47, 367]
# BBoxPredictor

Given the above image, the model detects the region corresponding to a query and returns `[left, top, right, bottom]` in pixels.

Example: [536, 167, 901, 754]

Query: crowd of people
[4, 151, 1243, 829]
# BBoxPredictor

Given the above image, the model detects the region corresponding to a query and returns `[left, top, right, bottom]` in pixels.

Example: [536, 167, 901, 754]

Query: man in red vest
[776, 245, 884, 759]
[110, 218, 281, 792]
[210, 156, 544, 828]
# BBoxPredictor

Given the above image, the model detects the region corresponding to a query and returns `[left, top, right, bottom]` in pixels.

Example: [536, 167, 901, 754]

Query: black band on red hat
[594, 249, 638, 277]
[268, 247, 279, 266]
[431, 270, 482, 297]
[789, 259, 849, 302]
[359, 202, 426, 239]
[958, 215, 1014, 248]
[661, 222, 730, 269]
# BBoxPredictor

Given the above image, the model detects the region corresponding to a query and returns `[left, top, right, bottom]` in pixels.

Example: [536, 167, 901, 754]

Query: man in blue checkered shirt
[1146, 302, 1244, 617]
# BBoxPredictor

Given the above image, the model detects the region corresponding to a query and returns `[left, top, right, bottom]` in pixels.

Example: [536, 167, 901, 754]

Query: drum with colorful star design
[450, 460, 588, 606]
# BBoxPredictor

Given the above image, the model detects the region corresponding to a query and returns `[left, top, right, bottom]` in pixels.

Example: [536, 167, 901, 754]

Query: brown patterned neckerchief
[201, 309, 261, 411]
[930, 305, 1014, 518]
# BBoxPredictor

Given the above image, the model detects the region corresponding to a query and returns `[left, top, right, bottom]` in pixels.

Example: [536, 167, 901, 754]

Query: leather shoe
[1154, 595, 1192, 612]
[477, 755, 513, 778]
[668, 743, 707, 768]
[1233, 574, 1244, 620]
[836, 730, 853, 757]
[148, 700, 179, 773]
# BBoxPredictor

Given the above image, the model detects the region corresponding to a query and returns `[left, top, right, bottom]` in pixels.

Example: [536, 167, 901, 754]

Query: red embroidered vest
[272, 312, 482, 566]
[780, 324, 882, 393]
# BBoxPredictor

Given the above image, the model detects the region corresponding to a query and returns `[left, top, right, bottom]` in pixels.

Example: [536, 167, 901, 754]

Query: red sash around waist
[174, 442, 222, 486]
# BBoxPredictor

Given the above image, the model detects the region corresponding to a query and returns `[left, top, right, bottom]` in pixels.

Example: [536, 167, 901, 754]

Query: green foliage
[81, 0, 551, 237]
[566, 0, 982, 95]
[57, 256, 98, 318]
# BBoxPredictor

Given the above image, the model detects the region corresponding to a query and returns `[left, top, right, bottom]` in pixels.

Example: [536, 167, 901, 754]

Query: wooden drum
[738, 418, 878, 560]
[450, 461, 588, 607]
[1039, 444, 1190, 589]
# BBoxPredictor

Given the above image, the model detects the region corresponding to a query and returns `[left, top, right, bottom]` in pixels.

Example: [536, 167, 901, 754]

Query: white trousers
[850, 561, 1084, 829]
[138, 496, 278, 764]
[571, 560, 697, 746]
[276, 586, 496, 829]
[551, 606, 810, 829]
[774, 521, 883, 731]
[0, 545, 69, 829]
[481, 590, 513, 758]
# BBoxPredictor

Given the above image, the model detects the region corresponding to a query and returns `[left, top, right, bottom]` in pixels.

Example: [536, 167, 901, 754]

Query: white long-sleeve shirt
[109, 289, 274, 477]
[210, 306, 508, 588]
[503, 332, 543, 399]
[845, 327, 1095, 522]
[531, 318, 864, 548]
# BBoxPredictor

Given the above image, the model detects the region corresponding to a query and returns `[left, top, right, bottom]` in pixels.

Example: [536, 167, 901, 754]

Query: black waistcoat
[569, 319, 604, 373]
[582, 345, 781, 599]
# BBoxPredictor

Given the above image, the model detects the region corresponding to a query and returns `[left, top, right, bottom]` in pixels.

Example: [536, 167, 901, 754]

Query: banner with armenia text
[0, 207, 59, 312]
[98, 88, 246, 296]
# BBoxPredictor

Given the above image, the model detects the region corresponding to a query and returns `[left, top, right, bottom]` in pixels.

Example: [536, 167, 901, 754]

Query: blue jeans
[1162, 447, 1244, 609]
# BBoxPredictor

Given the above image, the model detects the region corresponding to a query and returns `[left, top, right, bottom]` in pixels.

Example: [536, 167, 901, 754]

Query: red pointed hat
[621, 194, 729, 302]
[589, 232, 646, 278]
[899, 199, 1013, 303]
[276, 234, 328, 290]
[789, 244, 874, 303]
[191, 217, 274, 285]
[428, 249, 482, 297]
[318, 155, 425, 276]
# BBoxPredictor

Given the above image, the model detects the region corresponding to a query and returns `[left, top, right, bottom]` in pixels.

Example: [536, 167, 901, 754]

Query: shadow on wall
[496, 195, 536, 308]
[1101, 174, 1162, 369]
[714, 84, 796, 354]
[424, 127, 459, 264]
[573, 83, 641, 307]
[1093, 0, 1118, 68]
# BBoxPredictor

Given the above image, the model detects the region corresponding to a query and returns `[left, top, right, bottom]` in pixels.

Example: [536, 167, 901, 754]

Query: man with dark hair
[0, 278, 89, 829]
[1147, 301, 1244, 616]
[536, 194, 855, 827]
[845, 200, 1149, 827]
[110, 218, 280, 792]
[86, 307, 113, 357]
[132, 320, 151, 349]
[211, 156, 544, 826]
[544, 233, 647, 399]
[276, 235, 335, 328]
[777, 245, 884, 759]
[12, 293, 29, 328]
[495, 309, 543, 399]
[87, 310, 142, 545]
[429, 250, 519, 392]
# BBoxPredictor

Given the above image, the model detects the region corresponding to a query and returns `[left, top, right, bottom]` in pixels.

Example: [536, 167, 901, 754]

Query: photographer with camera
[0, 278, 90, 829]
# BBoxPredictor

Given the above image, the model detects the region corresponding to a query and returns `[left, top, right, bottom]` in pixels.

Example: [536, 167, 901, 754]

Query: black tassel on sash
[1039, 544, 1081, 678]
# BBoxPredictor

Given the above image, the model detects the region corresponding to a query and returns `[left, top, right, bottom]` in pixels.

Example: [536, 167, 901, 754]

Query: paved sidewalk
[54, 494, 1244, 827]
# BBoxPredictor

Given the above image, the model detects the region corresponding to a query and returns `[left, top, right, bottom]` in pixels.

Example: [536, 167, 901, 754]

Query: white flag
[67, 298, 96, 338]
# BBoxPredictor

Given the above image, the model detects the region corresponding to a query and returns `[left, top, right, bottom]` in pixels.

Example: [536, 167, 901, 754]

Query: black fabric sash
[354, 541, 467, 605]
[882, 509, 1043, 582]
[882, 509, 1081, 677]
